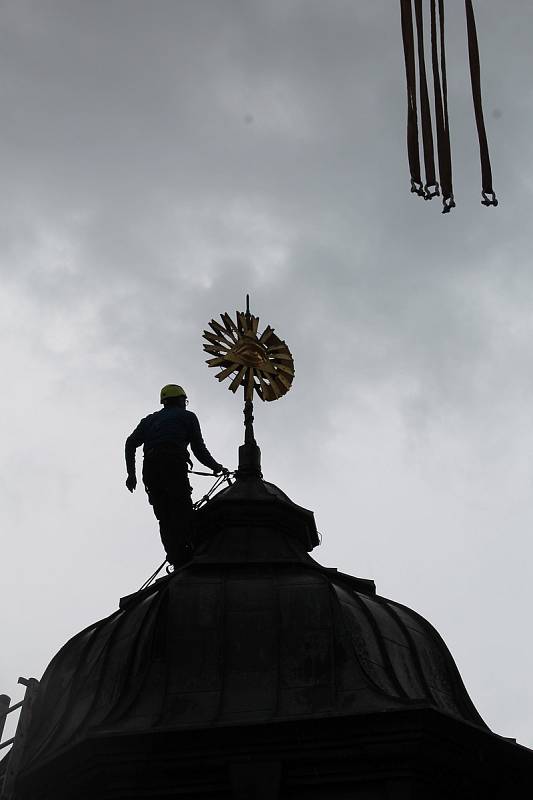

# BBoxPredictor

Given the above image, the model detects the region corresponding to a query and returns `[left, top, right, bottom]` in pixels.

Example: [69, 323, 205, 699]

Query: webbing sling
[414, 0, 438, 199]
[400, 0, 497, 212]
[465, 0, 498, 206]
[400, 0, 424, 197]
[431, 0, 454, 212]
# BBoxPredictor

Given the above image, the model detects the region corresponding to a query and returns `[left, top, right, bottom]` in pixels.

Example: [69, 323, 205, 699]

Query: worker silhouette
[125, 384, 225, 566]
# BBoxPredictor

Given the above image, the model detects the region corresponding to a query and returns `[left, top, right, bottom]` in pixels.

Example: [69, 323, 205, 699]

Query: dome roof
[20, 471, 486, 774]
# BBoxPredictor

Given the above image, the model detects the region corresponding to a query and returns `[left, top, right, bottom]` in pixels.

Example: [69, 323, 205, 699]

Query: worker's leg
[165, 460, 194, 566]
[142, 455, 175, 563]
[143, 454, 193, 566]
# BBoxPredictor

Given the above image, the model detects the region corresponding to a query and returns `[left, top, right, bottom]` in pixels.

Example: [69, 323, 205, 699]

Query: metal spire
[202, 296, 294, 479]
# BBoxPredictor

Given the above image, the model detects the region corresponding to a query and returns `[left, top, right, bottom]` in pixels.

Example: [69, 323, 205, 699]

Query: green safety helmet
[160, 384, 187, 403]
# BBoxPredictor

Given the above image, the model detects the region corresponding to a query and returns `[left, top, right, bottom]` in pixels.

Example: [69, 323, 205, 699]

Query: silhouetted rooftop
[18, 460, 486, 776]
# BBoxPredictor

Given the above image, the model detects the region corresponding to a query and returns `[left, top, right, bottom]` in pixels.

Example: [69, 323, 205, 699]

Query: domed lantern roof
[17, 444, 488, 785]
[14, 305, 533, 799]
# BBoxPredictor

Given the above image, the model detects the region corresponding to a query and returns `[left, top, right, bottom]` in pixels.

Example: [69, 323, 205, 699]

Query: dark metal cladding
[18, 473, 486, 777]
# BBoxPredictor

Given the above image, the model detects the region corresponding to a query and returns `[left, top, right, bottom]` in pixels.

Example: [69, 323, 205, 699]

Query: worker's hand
[126, 475, 137, 492]
[213, 464, 226, 476]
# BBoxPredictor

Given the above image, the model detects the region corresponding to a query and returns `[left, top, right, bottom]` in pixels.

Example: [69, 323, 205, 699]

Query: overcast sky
[2, 0, 533, 747]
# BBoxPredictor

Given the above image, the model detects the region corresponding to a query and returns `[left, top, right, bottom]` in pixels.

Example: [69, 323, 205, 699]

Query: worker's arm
[125, 420, 146, 492]
[188, 413, 224, 473]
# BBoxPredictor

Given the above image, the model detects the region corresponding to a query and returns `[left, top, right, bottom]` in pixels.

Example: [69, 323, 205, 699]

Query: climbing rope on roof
[193, 470, 234, 510]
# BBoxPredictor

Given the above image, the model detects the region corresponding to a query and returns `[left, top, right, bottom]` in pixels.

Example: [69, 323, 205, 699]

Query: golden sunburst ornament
[202, 298, 294, 402]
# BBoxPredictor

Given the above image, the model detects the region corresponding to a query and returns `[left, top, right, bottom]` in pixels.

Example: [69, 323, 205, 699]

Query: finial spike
[237, 399, 262, 479]
[202, 303, 294, 479]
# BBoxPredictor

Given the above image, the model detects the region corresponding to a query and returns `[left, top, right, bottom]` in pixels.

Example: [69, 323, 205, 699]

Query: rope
[193, 471, 234, 510]
[188, 469, 220, 476]
[139, 559, 167, 592]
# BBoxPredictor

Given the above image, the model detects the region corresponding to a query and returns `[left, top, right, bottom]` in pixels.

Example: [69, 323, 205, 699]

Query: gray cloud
[2, 0, 533, 745]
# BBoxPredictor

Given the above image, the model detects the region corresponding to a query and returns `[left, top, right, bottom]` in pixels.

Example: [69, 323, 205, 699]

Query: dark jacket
[125, 406, 220, 476]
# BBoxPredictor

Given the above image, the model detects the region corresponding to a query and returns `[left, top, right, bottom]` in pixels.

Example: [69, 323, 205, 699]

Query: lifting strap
[400, 0, 424, 197]
[400, 0, 497, 212]
[465, 0, 498, 206]
[414, 0, 438, 199]
[430, 0, 454, 212]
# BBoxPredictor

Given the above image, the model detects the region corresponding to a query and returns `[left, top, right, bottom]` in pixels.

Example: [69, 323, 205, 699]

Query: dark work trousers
[142, 451, 193, 566]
